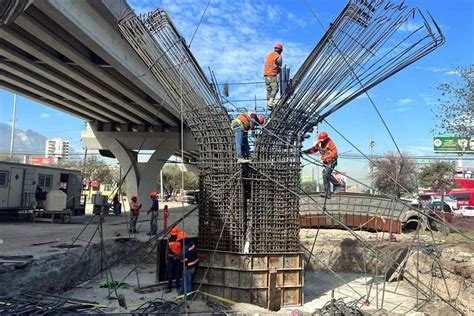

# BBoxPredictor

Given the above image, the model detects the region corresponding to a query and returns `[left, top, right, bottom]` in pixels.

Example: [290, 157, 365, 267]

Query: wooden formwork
[299, 193, 404, 234]
[300, 213, 401, 233]
[194, 250, 303, 309]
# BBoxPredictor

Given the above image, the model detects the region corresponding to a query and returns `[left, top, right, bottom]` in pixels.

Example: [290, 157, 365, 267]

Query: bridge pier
[82, 123, 197, 209]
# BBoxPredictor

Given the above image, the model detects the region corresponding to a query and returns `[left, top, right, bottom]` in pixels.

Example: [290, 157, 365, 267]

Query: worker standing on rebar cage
[129, 195, 141, 233]
[165, 226, 182, 293]
[177, 231, 199, 301]
[231, 112, 265, 163]
[303, 131, 341, 198]
[263, 43, 283, 110]
[147, 192, 159, 236]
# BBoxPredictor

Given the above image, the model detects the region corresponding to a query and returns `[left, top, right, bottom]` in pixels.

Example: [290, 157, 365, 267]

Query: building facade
[45, 138, 69, 160]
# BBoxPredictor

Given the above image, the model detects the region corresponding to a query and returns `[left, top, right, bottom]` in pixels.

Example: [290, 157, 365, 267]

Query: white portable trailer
[0, 161, 82, 213]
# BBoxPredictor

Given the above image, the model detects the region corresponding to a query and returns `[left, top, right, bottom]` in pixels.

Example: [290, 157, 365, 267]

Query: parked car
[459, 205, 474, 217]
[183, 190, 200, 204]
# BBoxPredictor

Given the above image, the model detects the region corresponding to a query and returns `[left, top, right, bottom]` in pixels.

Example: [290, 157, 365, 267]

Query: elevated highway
[0, 0, 198, 204]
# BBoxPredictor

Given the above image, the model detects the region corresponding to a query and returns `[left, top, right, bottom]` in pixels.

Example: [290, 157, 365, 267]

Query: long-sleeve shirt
[304, 139, 338, 164]
[150, 198, 159, 215]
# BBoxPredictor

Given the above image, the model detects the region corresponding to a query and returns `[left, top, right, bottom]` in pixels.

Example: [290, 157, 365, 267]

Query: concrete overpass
[0, 0, 198, 203]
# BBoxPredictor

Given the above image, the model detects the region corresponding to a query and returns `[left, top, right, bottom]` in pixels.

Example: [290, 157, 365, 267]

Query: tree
[369, 152, 417, 198]
[0, 155, 21, 163]
[54, 156, 114, 184]
[159, 164, 199, 196]
[434, 65, 473, 138]
[418, 161, 455, 191]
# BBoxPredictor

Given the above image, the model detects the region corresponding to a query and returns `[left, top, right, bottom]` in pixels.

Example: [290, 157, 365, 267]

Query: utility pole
[9, 94, 17, 158]
[369, 135, 375, 194]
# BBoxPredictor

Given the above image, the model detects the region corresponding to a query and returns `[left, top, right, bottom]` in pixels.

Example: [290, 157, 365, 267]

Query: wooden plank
[268, 270, 281, 311]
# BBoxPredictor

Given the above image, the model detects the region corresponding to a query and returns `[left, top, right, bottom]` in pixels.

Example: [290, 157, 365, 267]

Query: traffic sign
[433, 136, 474, 153]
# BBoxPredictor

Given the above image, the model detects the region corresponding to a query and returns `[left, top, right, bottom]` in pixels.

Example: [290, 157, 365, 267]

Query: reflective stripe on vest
[263, 51, 280, 76]
[188, 258, 199, 267]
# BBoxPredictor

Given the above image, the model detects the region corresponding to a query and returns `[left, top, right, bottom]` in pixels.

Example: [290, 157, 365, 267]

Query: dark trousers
[322, 160, 340, 194]
[167, 258, 182, 290]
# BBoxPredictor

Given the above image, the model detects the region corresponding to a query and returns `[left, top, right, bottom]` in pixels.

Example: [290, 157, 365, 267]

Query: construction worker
[177, 231, 199, 301]
[165, 226, 182, 293]
[231, 112, 265, 163]
[129, 195, 142, 233]
[302, 131, 340, 198]
[147, 192, 159, 235]
[263, 43, 283, 110]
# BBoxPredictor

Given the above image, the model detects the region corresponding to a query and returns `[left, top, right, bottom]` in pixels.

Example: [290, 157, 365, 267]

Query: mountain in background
[1, 123, 49, 155]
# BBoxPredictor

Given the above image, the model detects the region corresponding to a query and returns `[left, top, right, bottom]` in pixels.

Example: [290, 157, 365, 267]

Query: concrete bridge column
[136, 139, 179, 209]
[82, 122, 198, 210]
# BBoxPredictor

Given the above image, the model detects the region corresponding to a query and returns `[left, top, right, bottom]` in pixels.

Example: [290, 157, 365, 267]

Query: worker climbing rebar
[303, 131, 341, 199]
[232, 112, 265, 163]
[263, 43, 283, 110]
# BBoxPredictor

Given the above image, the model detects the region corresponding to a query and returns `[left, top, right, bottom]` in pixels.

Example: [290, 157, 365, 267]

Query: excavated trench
[0, 238, 147, 296]
[301, 230, 474, 314]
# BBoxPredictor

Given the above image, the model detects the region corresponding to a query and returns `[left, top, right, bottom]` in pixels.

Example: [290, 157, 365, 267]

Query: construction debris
[0, 290, 105, 314]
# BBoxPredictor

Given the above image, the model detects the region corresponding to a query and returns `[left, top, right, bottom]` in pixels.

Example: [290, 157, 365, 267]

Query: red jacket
[304, 139, 338, 164]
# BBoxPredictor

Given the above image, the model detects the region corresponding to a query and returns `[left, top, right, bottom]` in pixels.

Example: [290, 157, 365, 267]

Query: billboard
[433, 136, 474, 153]
[28, 156, 57, 166]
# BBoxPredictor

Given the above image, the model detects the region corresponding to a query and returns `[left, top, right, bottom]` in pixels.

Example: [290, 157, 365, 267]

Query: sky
[1, 0, 473, 186]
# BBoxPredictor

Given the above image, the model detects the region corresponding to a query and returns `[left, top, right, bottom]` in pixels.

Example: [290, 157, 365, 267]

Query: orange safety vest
[130, 201, 140, 216]
[168, 241, 181, 256]
[236, 113, 251, 131]
[263, 51, 281, 76]
[306, 139, 338, 164]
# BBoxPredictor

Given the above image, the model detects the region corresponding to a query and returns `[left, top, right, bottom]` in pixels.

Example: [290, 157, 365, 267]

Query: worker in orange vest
[231, 112, 265, 163]
[177, 231, 199, 300]
[165, 226, 182, 293]
[303, 131, 341, 199]
[129, 195, 142, 233]
[263, 43, 283, 110]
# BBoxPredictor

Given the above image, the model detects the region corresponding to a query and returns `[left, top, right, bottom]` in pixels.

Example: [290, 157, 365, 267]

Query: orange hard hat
[150, 191, 157, 198]
[318, 131, 329, 141]
[131, 195, 137, 201]
[274, 43, 283, 50]
[170, 226, 180, 236]
[176, 231, 188, 241]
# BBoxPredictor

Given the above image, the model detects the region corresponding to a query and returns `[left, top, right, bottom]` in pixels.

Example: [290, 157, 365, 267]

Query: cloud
[444, 70, 460, 76]
[397, 98, 414, 105]
[421, 95, 437, 106]
[128, 0, 313, 110]
[416, 66, 460, 76]
[395, 107, 410, 112]
[415, 66, 448, 73]
[40, 113, 51, 118]
[398, 21, 422, 32]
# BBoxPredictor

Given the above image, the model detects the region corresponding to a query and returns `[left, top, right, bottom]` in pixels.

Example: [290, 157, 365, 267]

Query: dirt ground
[300, 228, 474, 315]
[1, 210, 472, 314]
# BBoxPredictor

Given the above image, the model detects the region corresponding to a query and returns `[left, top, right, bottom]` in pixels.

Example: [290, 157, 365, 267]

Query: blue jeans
[322, 160, 340, 193]
[179, 266, 195, 300]
[233, 126, 249, 158]
[149, 212, 158, 234]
